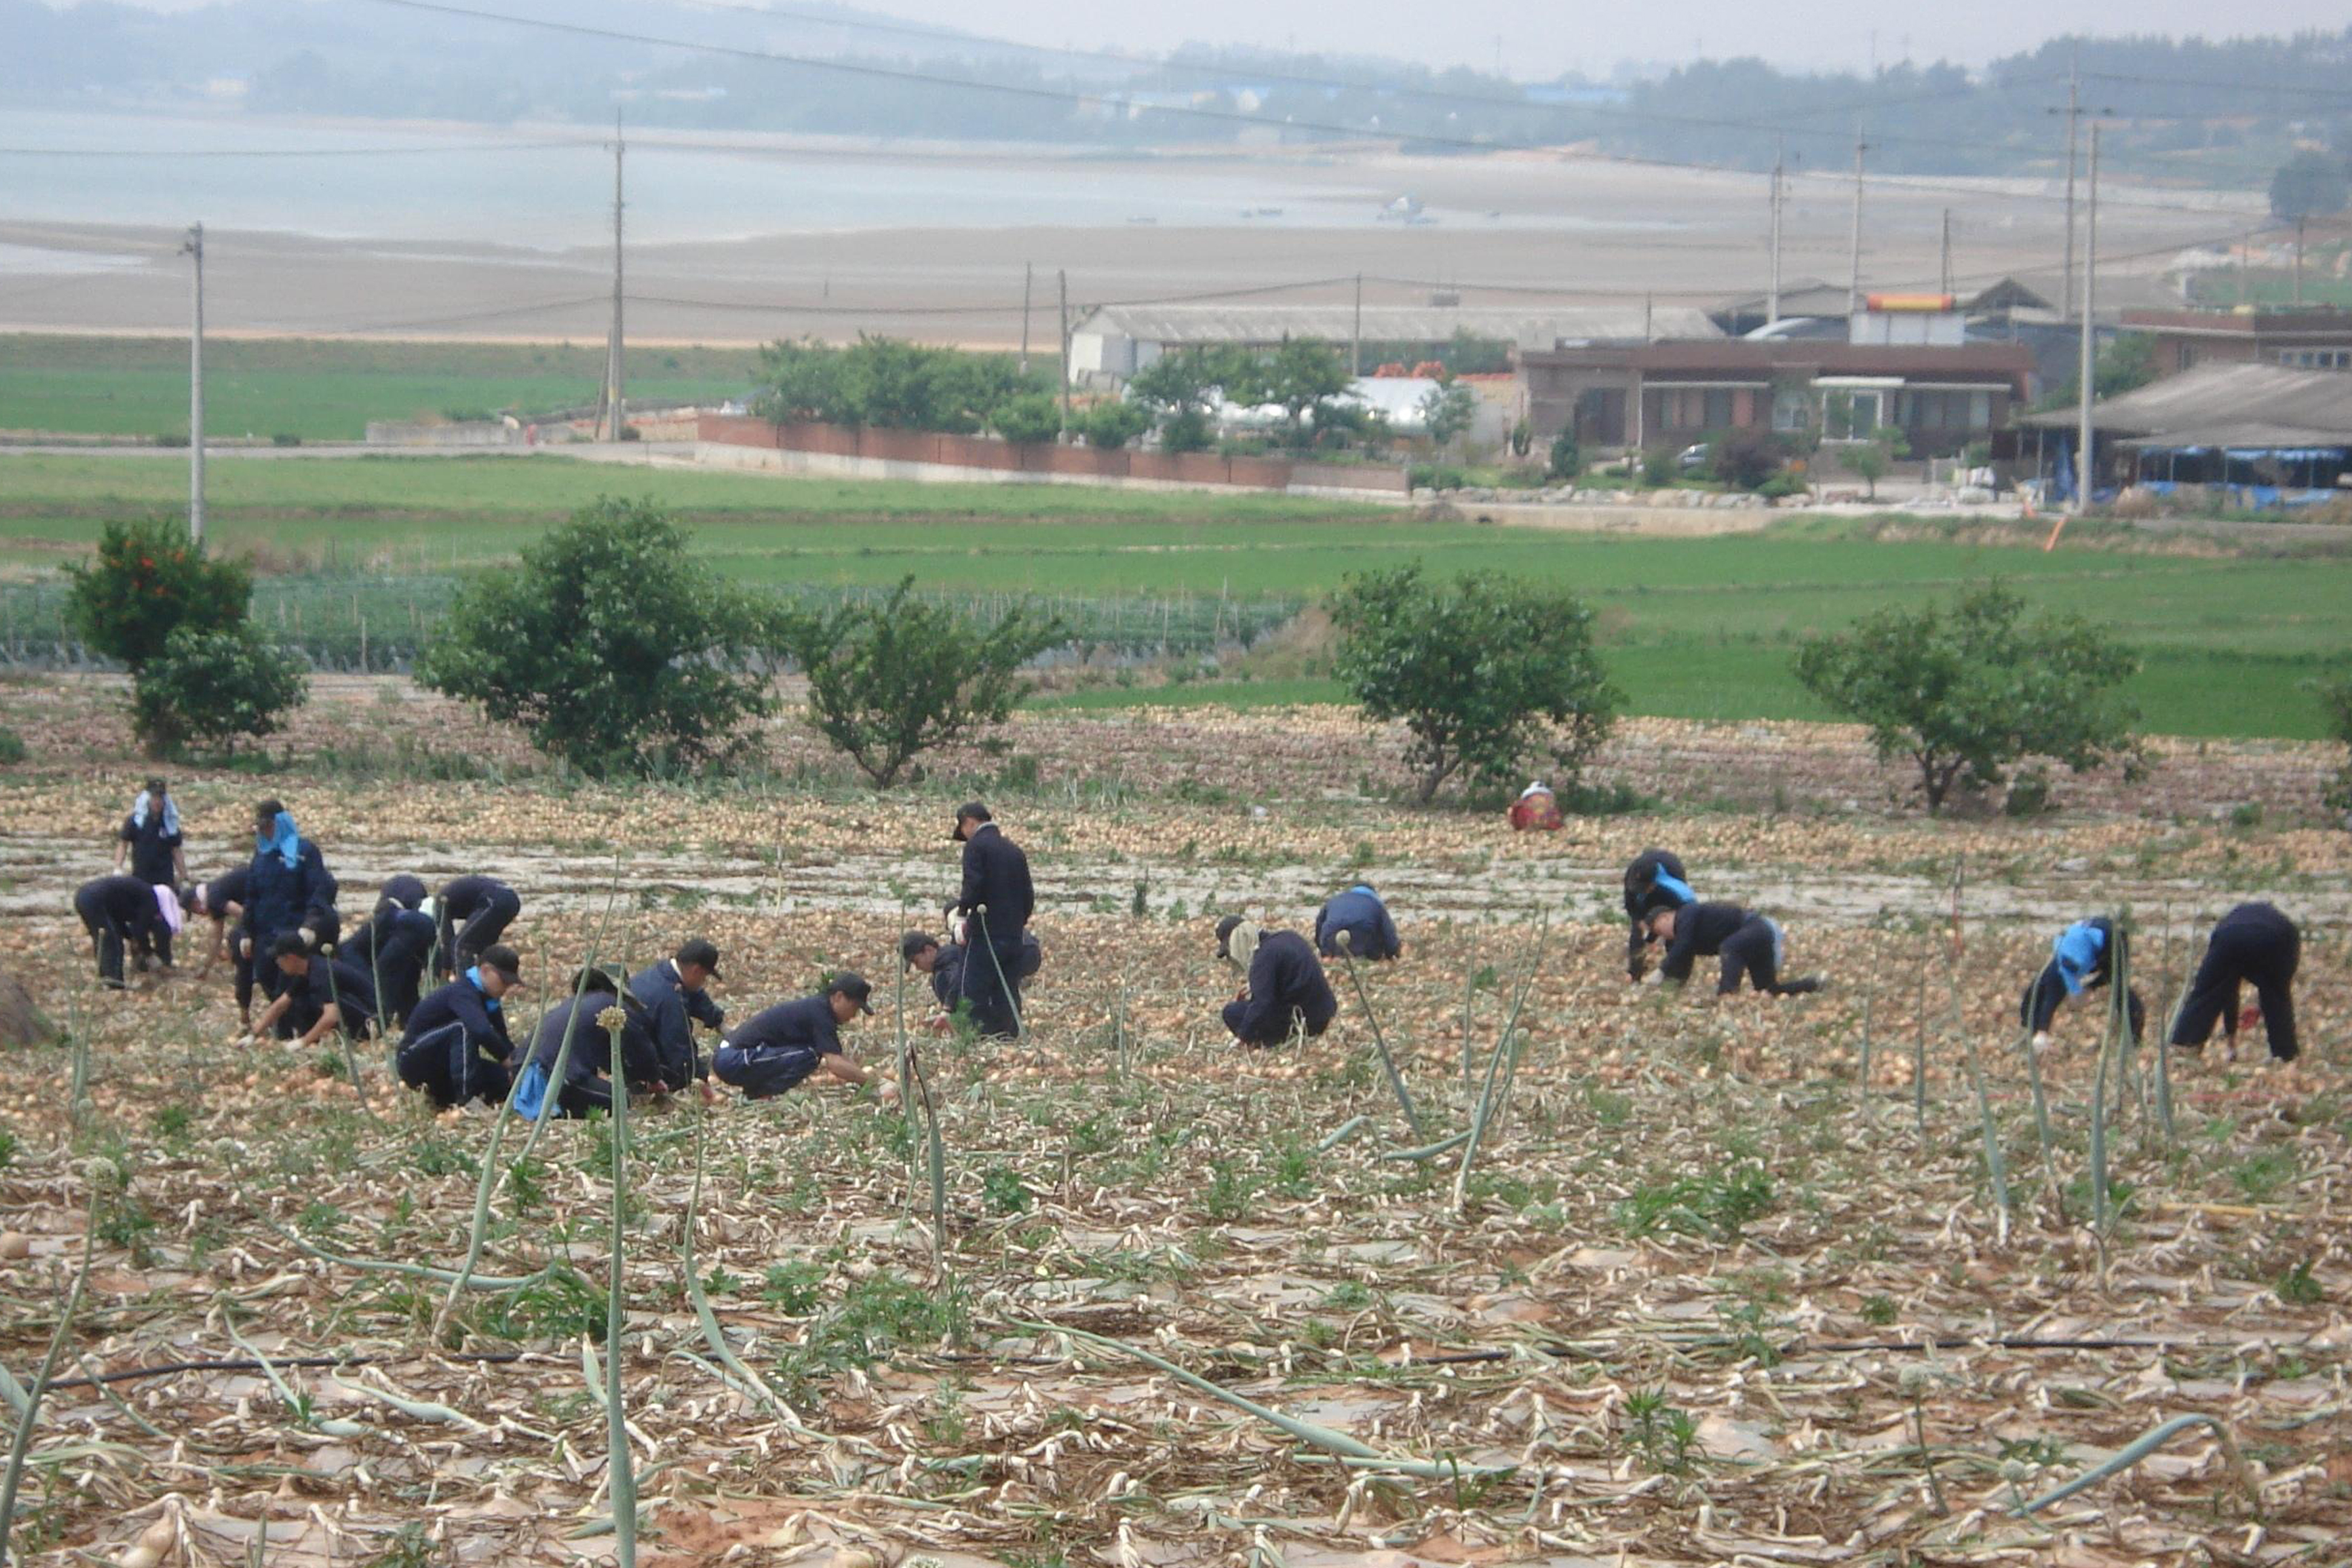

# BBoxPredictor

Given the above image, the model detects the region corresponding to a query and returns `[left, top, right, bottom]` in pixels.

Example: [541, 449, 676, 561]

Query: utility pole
[1019, 262, 1033, 375]
[183, 222, 204, 545]
[1351, 273, 1362, 376]
[1056, 268, 1071, 439]
[2295, 215, 2307, 306]
[2059, 60, 2079, 323]
[1939, 209, 1953, 297]
[602, 111, 626, 444]
[1847, 126, 1869, 318]
[1767, 138, 1785, 325]
[2074, 122, 2100, 518]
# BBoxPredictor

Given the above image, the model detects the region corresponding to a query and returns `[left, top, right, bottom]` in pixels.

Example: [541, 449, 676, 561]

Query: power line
[2081, 68, 2352, 103]
[0, 139, 598, 158]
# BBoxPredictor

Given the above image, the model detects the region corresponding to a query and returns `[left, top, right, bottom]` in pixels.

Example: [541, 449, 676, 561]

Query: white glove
[2030, 1031, 2053, 1053]
[298, 927, 316, 946]
[238, 936, 252, 958]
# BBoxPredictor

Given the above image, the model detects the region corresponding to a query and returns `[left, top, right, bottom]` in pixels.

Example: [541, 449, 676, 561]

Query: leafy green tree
[753, 336, 1031, 433]
[2034, 332, 2159, 412]
[1080, 399, 1152, 451]
[416, 498, 784, 776]
[1792, 582, 2141, 814]
[779, 578, 1064, 786]
[1709, 427, 1787, 490]
[65, 517, 250, 673]
[131, 624, 307, 756]
[1261, 338, 1351, 443]
[2321, 668, 2352, 820]
[991, 393, 1064, 445]
[1328, 566, 1619, 804]
[1418, 379, 1478, 451]
[2270, 150, 2350, 223]
[1160, 408, 1214, 453]
[1843, 429, 1908, 498]
[1547, 430, 1582, 480]
[1129, 345, 1252, 428]
[750, 338, 848, 424]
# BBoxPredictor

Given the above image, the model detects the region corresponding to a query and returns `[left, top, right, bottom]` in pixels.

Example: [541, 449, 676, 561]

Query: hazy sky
[846, 0, 2348, 77]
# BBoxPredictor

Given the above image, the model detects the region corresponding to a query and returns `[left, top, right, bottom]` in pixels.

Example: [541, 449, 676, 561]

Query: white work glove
[238, 936, 252, 958]
[298, 927, 316, 946]
[2030, 1031, 2053, 1053]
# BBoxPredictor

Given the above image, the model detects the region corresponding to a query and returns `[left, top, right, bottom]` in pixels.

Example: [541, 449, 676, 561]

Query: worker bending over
[344, 876, 439, 1028]
[74, 875, 175, 988]
[1650, 901, 1823, 997]
[434, 874, 522, 978]
[397, 943, 526, 1108]
[2020, 916, 2145, 1048]
[713, 973, 896, 1103]
[518, 967, 667, 1119]
[2169, 902, 2301, 1063]
[183, 868, 252, 1025]
[1217, 916, 1338, 1047]
[1624, 848, 1696, 981]
[249, 933, 380, 1046]
[1316, 883, 1401, 961]
[627, 938, 725, 1102]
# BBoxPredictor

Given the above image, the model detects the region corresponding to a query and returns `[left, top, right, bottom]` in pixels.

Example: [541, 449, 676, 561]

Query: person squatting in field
[628, 938, 725, 1104]
[1217, 916, 1339, 1047]
[713, 973, 897, 1103]
[241, 800, 339, 1007]
[247, 932, 379, 1047]
[902, 907, 1042, 1029]
[1316, 882, 1402, 961]
[1648, 900, 1823, 997]
[74, 874, 177, 989]
[950, 802, 1034, 1039]
[2021, 916, 2145, 1049]
[433, 874, 522, 978]
[514, 967, 668, 1120]
[397, 943, 526, 1108]
[2169, 901, 2302, 1062]
[1624, 848, 1696, 982]
[343, 875, 439, 1028]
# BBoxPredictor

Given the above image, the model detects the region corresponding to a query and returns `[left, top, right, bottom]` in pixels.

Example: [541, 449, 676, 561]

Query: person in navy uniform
[397, 943, 527, 1108]
[627, 938, 725, 1100]
[2020, 916, 2144, 1048]
[1648, 901, 1823, 997]
[900, 930, 969, 1019]
[2169, 902, 2301, 1063]
[184, 867, 255, 1025]
[113, 777, 186, 890]
[249, 933, 380, 1046]
[1623, 849, 1695, 982]
[951, 803, 1034, 1038]
[240, 800, 338, 1005]
[344, 876, 439, 1027]
[74, 874, 171, 988]
[521, 967, 667, 1119]
[433, 874, 522, 979]
[1315, 882, 1402, 961]
[1216, 916, 1338, 1047]
[714, 973, 897, 1103]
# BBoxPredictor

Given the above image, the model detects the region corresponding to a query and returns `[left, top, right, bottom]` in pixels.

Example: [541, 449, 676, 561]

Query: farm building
[2014, 360, 2352, 503]
[1067, 302, 1722, 387]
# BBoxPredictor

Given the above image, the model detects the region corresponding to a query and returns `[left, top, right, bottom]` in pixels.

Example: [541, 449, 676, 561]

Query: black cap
[952, 801, 991, 841]
[899, 930, 939, 967]
[380, 874, 428, 911]
[253, 797, 285, 825]
[827, 972, 876, 1014]
[270, 931, 311, 961]
[479, 944, 524, 985]
[144, 776, 166, 795]
[1215, 914, 1243, 956]
[675, 938, 722, 978]
[570, 965, 622, 996]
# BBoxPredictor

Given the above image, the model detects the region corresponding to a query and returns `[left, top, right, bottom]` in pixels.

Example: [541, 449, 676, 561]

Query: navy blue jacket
[1315, 886, 1400, 961]
[1658, 901, 1753, 985]
[1624, 848, 1693, 979]
[244, 836, 338, 949]
[957, 824, 1034, 942]
[201, 866, 253, 919]
[1231, 930, 1338, 1045]
[119, 811, 182, 887]
[628, 961, 725, 1085]
[400, 973, 514, 1064]
[437, 875, 513, 921]
[727, 995, 844, 1058]
[78, 875, 160, 935]
[290, 956, 379, 1027]
[531, 990, 664, 1090]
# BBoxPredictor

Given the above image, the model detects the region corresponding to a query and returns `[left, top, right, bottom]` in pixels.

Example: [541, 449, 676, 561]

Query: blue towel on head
[2052, 921, 2105, 997]
[1652, 872, 1696, 908]
[256, 810, 301, 869]
[132, 790, 181, 838]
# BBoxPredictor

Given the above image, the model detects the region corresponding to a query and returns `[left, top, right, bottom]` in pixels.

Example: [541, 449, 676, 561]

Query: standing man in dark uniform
[433, 874, 523, 979]
[240, 800, 338, 1006]
[952, 802, 1033, 1038]
[627, 938, 725, 1101]
[113, 777, 186, 891]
